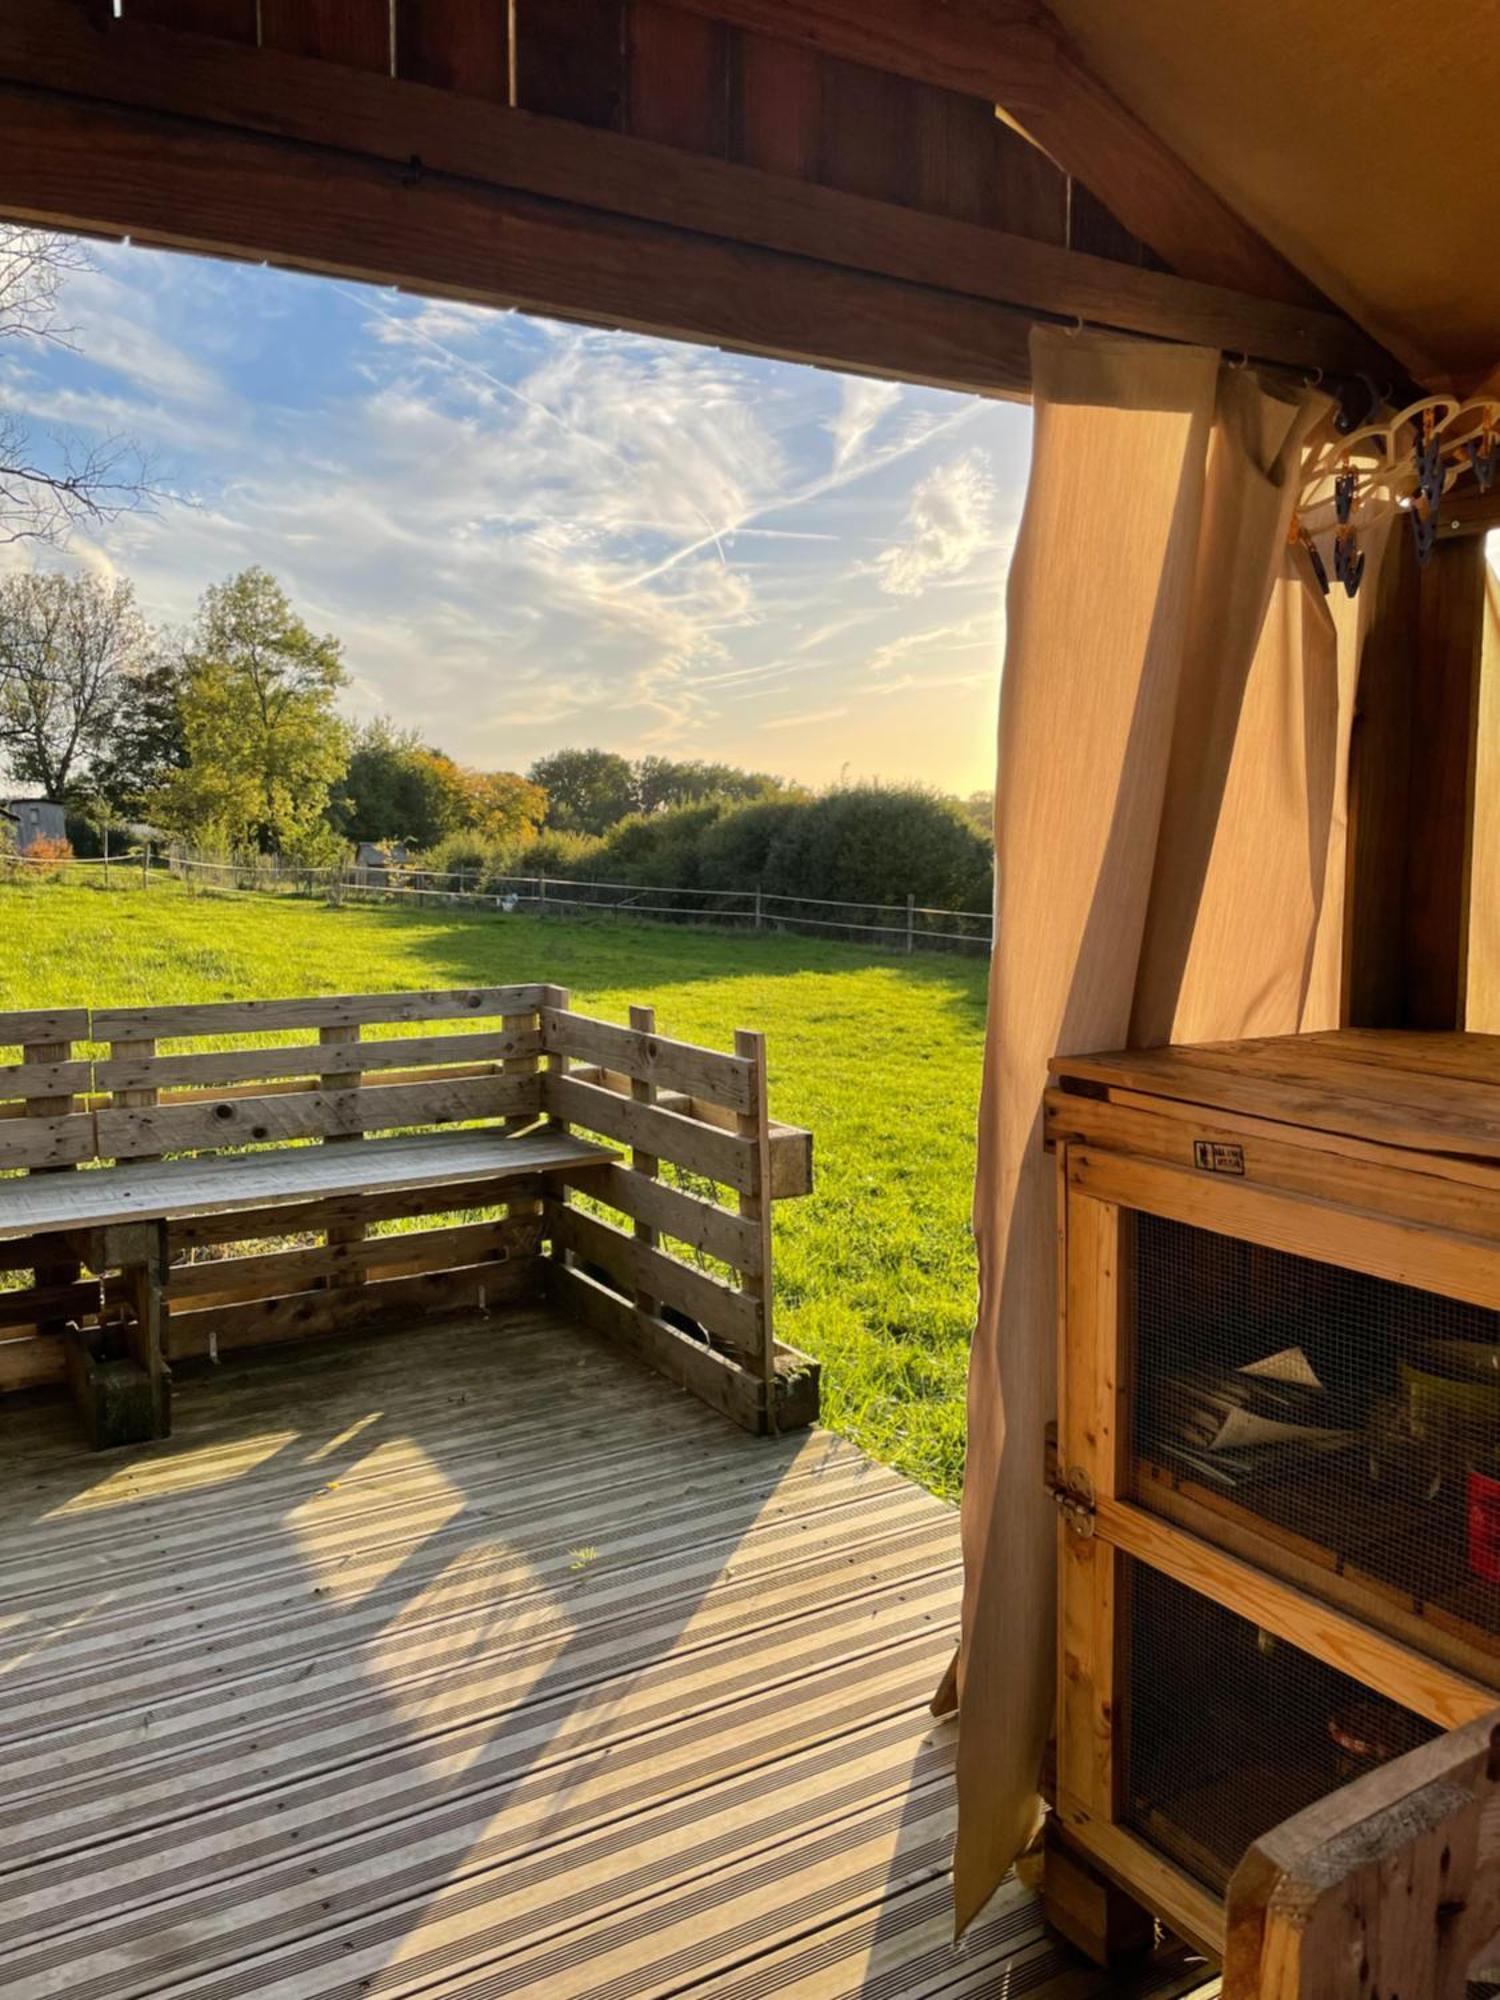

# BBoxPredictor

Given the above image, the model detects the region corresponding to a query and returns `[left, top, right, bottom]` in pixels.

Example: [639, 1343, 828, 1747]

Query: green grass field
[1, 875, 986, 1497]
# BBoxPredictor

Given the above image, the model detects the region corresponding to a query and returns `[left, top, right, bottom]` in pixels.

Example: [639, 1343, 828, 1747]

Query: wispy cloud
[5, 239, 1030, 790]
[874, 450, 997, 597]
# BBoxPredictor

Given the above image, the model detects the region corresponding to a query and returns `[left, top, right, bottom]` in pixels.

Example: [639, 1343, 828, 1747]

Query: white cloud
[828, 376, 901, 471]
[874, 450, 996, 597]
[6, 238, 1029, 790]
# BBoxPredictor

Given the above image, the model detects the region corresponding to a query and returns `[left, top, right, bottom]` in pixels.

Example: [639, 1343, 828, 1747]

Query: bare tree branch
[0, 225, 158, 547]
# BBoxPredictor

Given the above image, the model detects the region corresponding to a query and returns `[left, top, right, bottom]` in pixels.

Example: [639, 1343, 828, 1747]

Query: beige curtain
[954, 326, 1376, 1930]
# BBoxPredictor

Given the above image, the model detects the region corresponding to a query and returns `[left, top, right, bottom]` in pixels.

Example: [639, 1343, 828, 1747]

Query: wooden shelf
[1135, 1452, 1500, 1690]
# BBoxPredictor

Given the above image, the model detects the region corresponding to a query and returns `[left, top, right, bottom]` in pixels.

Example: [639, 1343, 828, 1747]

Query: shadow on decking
[0, 1310, 1190, 1998]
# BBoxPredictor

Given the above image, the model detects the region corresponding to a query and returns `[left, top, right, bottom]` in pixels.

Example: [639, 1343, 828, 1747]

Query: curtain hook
[1063, 315, 1085, 337]
[1226, 350, 1249, 370]
[1303, 365, 1325, 388]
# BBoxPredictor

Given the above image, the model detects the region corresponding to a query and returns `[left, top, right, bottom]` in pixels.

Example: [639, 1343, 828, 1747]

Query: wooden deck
[0, 1309, 1201, 1999]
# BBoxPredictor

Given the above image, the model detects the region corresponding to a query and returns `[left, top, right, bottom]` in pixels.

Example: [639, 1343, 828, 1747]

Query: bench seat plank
[0, 1130, 614, 1241]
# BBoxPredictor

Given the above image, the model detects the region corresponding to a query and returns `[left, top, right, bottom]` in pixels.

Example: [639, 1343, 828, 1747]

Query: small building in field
[1, 799, 67, 853]
[353, 840, 411, 885]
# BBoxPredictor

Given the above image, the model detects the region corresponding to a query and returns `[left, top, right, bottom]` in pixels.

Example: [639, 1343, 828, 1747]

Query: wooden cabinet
[1045, 1031, 1500, 1958]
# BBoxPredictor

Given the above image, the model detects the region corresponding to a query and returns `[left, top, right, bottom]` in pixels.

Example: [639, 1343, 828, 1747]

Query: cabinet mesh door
[1121, 1560, 1438, 1894]
[1127, 1210, 1500, 1683]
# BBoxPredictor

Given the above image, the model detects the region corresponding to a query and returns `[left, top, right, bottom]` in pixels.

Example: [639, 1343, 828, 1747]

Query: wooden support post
[112, 1036, 160, 1164]
[1346, 532, 1488, 1029]
[906, 892, 915, 954]
[628, 1003, 659, 1322]
[754, 886, 763, 931]
[1041, 1818, 1156, 1969]
[543, 985, 572, 1273]
[121, 1221, 169, 1433]
[1403, 535, 1487, 1028]
[24, 1035, 80, 1335]
[319, 1022, 365, 1288]
[66, 1218, 170, 1448]
[735, 1026, 776, 1402]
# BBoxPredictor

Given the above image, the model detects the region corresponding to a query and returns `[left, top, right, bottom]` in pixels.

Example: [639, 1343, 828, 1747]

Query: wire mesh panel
[1122, 1560, 1439, 1894]
[1127, 1210, 1500, 1682]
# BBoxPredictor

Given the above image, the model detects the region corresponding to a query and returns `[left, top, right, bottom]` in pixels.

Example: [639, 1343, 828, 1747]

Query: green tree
[90, 654, 189, 821]
[632, 756, 793, 813]
[529, 746, 636, 835]
[157, 568, 350, 852]
[0, 570, 152, 800]
[331, 719, 461, 848]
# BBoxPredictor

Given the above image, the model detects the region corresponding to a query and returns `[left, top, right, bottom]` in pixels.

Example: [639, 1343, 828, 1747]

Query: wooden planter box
[1044, 1030, 1500, 1959]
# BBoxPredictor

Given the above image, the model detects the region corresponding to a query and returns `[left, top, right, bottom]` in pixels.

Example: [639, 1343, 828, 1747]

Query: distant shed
[1, 799, 66, 853]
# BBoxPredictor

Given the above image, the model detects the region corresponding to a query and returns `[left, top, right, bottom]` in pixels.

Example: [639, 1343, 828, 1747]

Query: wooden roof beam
[663, 0, 1324, 308]
[0, 6, 1392, 384]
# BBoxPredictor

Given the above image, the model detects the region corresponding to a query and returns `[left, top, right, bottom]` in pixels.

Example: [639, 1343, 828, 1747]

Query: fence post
[538, 872, 547, 917]
[906, 893, 915, 955]
[141, 840, 150, 889]
[754, 887, 763, 932]
[102, 824, 110, 886]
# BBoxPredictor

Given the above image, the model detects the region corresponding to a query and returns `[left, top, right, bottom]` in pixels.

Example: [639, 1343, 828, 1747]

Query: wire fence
[6, 849, 994, 955]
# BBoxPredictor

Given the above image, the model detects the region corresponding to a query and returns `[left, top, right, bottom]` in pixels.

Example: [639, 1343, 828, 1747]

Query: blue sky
[3, 236, 1033, 793]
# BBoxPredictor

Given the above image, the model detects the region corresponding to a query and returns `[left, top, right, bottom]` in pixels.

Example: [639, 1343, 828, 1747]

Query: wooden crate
[1044, 1030, 1500, 1959]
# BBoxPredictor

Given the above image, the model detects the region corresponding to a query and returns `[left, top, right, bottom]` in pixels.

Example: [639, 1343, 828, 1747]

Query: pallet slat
[96, 1073, 535, 1160]
[93, 1026, 541, 1091]
[169, 1214, 542, 1301]
[91, 987, 548, 1041]
[0, 1114, 98, 1170]
[561, 1158, 760, 1272]
[166, 1258, 540, 1361]
[542, 1006, 754, 1112]
[548, 1200, 761, 1353]
[546, 1071, 756, 1190]
[0, 1008, 89, 1047]
[0, 1060, 93, 1101]
[0, 1130, 610, 1240]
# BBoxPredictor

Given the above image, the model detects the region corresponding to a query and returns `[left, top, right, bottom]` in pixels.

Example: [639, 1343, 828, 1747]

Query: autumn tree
[455, 767, 547, 844]
[331, 720, 462, 847]
[157, 568, 350, 854]
[0, 569, 153, 800]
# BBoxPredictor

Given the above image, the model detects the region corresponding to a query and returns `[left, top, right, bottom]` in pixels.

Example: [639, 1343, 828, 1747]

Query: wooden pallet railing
[540, 1006, 817, 1435]
[1222, 1708, 1500, 1998]
[0, 991, 817, 1434]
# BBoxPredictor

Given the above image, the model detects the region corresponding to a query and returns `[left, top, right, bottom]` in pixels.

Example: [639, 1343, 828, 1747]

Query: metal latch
[1051, 1465, 1096, 1539]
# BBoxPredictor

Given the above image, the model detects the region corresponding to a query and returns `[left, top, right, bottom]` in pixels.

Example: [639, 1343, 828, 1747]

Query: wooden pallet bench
[0, 986, 816, 1448]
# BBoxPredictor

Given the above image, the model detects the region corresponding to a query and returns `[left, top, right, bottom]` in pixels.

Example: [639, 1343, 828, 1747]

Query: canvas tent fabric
[1043, 0, 1500, 393]
[955, 325, 1379, 1931]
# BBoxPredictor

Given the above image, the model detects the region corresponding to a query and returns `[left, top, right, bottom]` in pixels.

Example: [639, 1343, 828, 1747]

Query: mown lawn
[1, 876, 987, 1497]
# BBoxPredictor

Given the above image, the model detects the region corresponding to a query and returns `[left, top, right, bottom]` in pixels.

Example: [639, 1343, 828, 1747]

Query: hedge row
[426, 784, 992, 913]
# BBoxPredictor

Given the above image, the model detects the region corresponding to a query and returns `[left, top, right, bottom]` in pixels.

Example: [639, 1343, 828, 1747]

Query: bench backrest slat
[81, 989, 552, 1163]
[0, 1014, 94, 1170]
[93, 1026, 541, 1094]
[91, 986, 550, 1041]
[96, 1073, 536, 1161]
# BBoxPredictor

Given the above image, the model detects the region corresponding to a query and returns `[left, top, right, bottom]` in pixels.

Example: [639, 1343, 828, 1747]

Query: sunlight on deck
[0, 1309, 1202, 2000]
